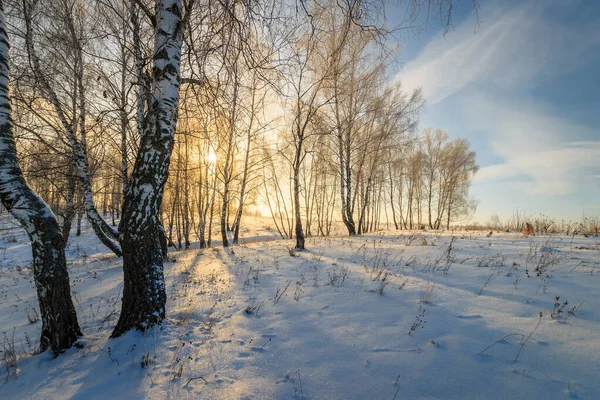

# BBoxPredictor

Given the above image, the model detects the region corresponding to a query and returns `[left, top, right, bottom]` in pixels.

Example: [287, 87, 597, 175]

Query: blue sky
[392, 0, 600, 223]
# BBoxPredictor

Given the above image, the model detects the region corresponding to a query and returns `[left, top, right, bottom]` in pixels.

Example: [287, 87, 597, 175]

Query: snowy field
[1, 219, 600, 399]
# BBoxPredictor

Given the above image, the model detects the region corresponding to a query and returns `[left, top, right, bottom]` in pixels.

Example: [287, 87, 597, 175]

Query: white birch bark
[112, 0, 184, 336]
[23, 0, 122, 256]
[0, 2, 81, 355]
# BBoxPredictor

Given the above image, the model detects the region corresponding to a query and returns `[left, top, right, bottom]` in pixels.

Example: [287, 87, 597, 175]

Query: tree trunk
[112, 0, 183, 337]
[338, 131, 356, 236]
[232, 92, 255, 244]
[61, 164, 77, 245]
[197, 155, 208, 248]
[129, 0, 145, 140]
[388, 163, 399, 230]
[446, 188, 453, 230]
[0, 8, 81, 354]
[158, 221, 168, 259]
[183, 138, 190, 249]
[294, 159, 305, 249]
[120, 18, 129, 197]
[220, 64, 239, 248]
[76, 204, 83, 236]
[208, 168, 217, 247]
[23, 1, 122, 256]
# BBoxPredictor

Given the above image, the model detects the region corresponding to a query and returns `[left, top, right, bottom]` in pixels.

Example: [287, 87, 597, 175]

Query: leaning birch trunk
[129, 0, 146, 140]
[0, 5, 81, 355]
[23, 1, 121, 256]
[112, 0, 183, 337]
[119, 27, 129, 196]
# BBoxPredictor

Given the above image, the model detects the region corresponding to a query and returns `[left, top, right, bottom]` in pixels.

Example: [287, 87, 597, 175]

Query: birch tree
[422, 128, 447, 229]
[0, 0, 81, 355]
[20, 0, 122, 256]
[111, 0, 190, 336]
[280, 21, 332, 250]
[232, 71, 268, 244]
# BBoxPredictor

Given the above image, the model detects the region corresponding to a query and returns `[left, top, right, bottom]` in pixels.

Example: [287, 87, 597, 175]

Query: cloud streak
[397, 0, 600, 201]
[464, 91, 600, 196]
[399, 0, 600, 105]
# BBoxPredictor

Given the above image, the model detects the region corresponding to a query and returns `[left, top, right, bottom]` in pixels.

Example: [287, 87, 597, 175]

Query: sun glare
[207, 149, 217, 165]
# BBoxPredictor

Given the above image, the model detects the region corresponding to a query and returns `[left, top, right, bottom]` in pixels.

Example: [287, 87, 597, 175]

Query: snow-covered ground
[1, 217, 599, 399]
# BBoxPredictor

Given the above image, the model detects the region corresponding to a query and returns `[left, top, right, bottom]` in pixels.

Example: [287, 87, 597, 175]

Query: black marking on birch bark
[0, 3, 81, 355]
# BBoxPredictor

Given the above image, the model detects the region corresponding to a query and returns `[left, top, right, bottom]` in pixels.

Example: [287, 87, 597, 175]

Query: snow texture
[1, 218, 599, 399]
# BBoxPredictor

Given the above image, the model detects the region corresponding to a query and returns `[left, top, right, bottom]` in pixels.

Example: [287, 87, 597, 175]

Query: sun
[207, 148, 217, 165]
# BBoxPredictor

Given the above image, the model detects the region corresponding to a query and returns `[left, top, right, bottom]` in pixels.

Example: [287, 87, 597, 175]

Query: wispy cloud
[397, 0, 600, 199]
[399, 0, 600, 105]
[476, 142, 600, 195]
[462, 92, 600, 195]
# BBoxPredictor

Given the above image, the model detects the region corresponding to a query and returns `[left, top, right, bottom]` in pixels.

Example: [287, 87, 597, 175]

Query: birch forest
[0, 0, 478, 355]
